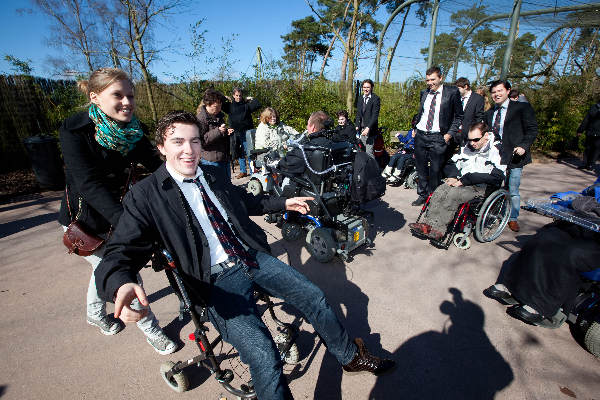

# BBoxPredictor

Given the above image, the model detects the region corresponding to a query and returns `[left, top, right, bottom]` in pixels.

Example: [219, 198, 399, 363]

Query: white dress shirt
[416, 84, 444, 133]
[492, 98, 510, 140]
[461, 91, 471, 111]
[166, 164, 229, 266]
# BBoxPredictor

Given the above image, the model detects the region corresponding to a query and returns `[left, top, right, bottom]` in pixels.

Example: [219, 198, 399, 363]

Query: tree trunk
[383, 5, 410, 84]
[319, 35, 337, 78]
[345, 0, 359, 112]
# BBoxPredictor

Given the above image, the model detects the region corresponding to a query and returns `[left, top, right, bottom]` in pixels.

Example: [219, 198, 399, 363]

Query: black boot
[342, 338, 395, 376]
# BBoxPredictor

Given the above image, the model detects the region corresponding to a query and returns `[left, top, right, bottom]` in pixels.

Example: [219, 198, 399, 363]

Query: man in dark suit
[576, 101, 600, 170]
[412, 66, 464, 206]
[95, 110, 394, 400]
[455, 77, 485, 146]
[355, 79, 380, 158]
[485, 80, 539, 232]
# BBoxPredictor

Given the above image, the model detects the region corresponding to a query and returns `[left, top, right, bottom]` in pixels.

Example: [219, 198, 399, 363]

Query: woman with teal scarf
[58, 68, 177, 355]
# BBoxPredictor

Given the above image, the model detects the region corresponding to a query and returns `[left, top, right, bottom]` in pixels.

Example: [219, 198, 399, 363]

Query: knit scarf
[89, 104, 143, 155]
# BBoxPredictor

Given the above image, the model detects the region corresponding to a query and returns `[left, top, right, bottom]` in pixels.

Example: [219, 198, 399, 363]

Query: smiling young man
[486, 80, 539, 232]
[95, 110, 394, 400]
[355, 79, 381, 158]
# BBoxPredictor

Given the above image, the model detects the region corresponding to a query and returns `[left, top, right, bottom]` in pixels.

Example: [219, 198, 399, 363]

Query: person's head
[489, 80, 511, 106]
[467, 122, 490, 151]
[425, 66, 443, 91]
[202, 89, 223, 115]
[260, 107, 279, 125]
[455, 77, 471, 97]
[509, 88, 520, 101]
[475, 86, 488, 96]
[336, 110, 349, 126]
[155, 110, 202, 178]
[78, 68, 135, 125]
[232, 87, 244, 103]
[307, 111, 329, 133]
[361, 79, 374, 96]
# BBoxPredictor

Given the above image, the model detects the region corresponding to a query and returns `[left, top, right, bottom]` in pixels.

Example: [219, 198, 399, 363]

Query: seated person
[381, 129, 415, 184]
[95, 110, 395, 400]
[255, 107, 300, 156]
[484, 179, 600, 324]
[333, 109, 358, 144]
[409, 122, 505, 240]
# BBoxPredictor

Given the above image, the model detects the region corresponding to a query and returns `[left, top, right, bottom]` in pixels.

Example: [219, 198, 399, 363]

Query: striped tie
[425, 91, 438, 131]
[492, 106, 503, 138]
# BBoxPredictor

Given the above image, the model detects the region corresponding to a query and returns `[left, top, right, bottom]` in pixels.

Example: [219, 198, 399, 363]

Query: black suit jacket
[485, 101, 539, 168]
[355, 92, 380, 136]
[459, 92, 485, 145]
[416, 85, 463, 140]
[95, 163, 287, 304]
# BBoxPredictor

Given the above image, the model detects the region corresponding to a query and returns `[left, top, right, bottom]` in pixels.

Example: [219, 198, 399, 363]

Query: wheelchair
[262, 135, 373, 263]
[410, 184, 511, 250]
[151, 249, 299, 396]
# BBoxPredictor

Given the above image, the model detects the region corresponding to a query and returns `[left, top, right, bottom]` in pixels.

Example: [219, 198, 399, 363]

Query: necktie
[184, 176, 258, 268]
[364, 95, 369, 105]
[461, 97, 466, 109]
[425, 91, 438, 131]
[492, 106, 503, 138]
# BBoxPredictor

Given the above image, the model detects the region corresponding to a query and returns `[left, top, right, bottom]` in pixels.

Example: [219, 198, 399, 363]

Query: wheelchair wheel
[584, 321, 600, 358]
[307, 227, 337, 263]
[247, 179, 263, 196]
[160, 361, 190, 393]
[452, 233, 471, 249]
[273, 333, 300, 364]
[474, 189, 510, 242]
[404, 170, 418, 190]
[281, 221, 302, 242]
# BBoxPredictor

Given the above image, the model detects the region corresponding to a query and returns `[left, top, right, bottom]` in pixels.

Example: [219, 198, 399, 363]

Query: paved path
[0, 160, 598, 400]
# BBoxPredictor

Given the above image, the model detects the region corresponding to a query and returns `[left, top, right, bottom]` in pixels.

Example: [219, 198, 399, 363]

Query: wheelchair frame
[151, 249, 299, 396]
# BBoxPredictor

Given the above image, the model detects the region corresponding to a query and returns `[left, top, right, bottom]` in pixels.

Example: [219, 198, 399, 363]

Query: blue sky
[0, 0, 587, 83]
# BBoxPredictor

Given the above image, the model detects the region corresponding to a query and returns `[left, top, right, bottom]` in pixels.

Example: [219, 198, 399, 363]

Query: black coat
[355, 92, 380, 136]
[459, 92, 485, 146]
[95, 163, 287, 304]
[485, 101, 539, 168]
[223, 98, 261, 134]
[58, 111, 162, 236]
[333, 122, 358, 144]
[416, 85, 464, 139]
[577, 103, 600, 137]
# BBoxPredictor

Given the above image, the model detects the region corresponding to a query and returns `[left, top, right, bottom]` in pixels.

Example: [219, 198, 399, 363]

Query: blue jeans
[238, 131, 249, 174]
[200, 159, 230, 180]
[508, 167, 522, 221]
[207, 252, 356, 400]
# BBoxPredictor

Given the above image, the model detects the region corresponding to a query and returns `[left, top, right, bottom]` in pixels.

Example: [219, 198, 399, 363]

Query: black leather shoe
[483, 285, 518, 305]
[411, 196, 426, 206]
[507, 305, 543, 325]
[343, 338, 395, 376]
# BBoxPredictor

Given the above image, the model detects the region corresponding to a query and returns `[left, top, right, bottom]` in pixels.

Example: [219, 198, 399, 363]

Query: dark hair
[489, 80, 511, 92]
[362, 79, 374, 88]
[232, 87, 243, 95]
[469, 121, 489, 134]
[509, 89, 520, 99]
[155, 110, 201, 147]
[455, 77, 470, 89]
[203, 89, 224, 106]
[426, 66, 442, 77]
[308, 111, 330, 131]
[336, 110, 349, 119]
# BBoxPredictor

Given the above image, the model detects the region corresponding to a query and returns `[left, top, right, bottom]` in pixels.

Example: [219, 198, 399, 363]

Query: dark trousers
[584, 135, 600, 167]
[414, 130, 448, 198]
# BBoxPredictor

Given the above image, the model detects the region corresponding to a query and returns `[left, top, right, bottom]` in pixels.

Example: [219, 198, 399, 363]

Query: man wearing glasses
[409, 122, 506, 240]
[355, 79, 380, 158]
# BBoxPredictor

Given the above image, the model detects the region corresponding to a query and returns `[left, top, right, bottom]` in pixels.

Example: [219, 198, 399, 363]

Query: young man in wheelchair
[409, 121, 506, 240]
[94, 110, 394, 400]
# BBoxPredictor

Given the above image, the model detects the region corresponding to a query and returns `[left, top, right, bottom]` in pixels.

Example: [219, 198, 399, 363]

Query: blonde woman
[254, 107, 300, 155]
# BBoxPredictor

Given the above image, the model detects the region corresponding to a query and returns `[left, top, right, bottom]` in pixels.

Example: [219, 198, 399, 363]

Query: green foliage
[4, 55, 33, 75]
[375, 78, 422, 147]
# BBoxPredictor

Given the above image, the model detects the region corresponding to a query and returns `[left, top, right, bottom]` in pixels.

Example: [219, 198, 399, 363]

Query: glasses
[468, 136, 484, 143]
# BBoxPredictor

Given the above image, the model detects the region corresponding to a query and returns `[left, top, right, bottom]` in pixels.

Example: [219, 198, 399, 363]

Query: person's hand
[246, 96, 253, 100]
[576, 131, 582, 136]
[218, 124, 226, 133]
[114, 283, 149, 323]
[356, 126, 360, 131]
[449, 179, 463, 187]
[445, 177, 458, 186]
[285, 197, 314, 214]
[227, 128, 234, 135]
[225, 95, 231, 101]
[443, 133, 452, 144]
[411, 130, 416, 138]
[361, 127, 369, 136]
[514, 146, 525, 156]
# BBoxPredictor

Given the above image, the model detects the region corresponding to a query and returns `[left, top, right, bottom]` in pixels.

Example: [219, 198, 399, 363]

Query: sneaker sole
[87, 319, 123, 336]
[146, 338, 178, 355]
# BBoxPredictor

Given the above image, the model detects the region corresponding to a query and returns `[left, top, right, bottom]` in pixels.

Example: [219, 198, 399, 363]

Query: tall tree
[281, 16, 328, 83]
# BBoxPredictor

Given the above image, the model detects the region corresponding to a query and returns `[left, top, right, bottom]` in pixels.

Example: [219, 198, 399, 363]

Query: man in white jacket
[409, 121, 506, 240]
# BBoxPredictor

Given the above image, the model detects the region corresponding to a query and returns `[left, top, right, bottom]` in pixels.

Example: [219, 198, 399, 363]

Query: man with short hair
[355, 79, 381, 158]
[409, 122, 505, 239]
[486, 80, 539, 232]
[95, 110, 394, 400]
[455, 77, 484, 147]
[412, 66, 464, 206]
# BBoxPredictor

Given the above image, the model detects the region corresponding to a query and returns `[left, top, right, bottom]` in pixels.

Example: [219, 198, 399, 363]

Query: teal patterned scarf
[89, 104, 144, 155]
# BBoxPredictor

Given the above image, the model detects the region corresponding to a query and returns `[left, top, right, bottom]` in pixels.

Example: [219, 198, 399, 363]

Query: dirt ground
[0, 158, 598, 400]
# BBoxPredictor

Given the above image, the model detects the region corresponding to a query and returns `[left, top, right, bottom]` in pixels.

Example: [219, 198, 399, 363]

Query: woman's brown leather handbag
[63, 191, 105, 257]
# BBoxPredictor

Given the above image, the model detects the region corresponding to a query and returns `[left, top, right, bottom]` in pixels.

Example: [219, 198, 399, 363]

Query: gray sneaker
[87, 315, 123, 335]
[146, 328, 178, 355]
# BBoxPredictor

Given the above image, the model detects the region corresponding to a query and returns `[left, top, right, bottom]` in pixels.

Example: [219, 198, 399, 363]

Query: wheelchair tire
[307, 227, 337, 263]
[281, 221, 302, 242]
[273, 333, 300, 364]
[247, 179, 263, 196]
[584, 321, 600, 358]
[404, 170, 418, 190]
[452, 233, 471, 249]
[475, 189, 511, 242]
[160, 361, 190, 393]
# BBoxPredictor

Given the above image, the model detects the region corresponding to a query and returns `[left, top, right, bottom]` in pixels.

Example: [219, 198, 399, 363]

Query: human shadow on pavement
[0, 212, 59, 239]
[365, 199, 406, 238]
[369, 288, 513, 399]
